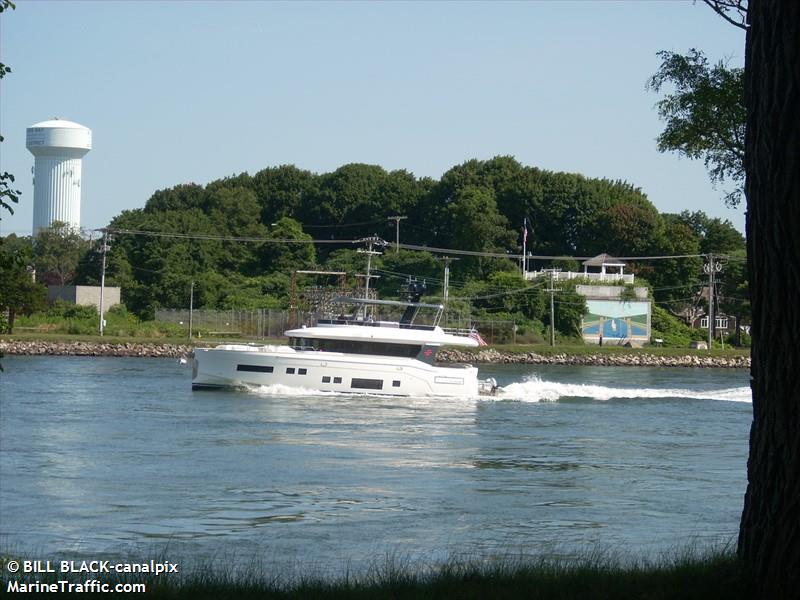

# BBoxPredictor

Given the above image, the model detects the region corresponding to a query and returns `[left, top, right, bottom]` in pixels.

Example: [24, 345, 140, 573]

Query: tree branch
[702, 0, 748, 30]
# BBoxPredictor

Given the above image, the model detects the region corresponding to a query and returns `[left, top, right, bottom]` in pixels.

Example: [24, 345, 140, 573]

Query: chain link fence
[155, 308, 517, 344]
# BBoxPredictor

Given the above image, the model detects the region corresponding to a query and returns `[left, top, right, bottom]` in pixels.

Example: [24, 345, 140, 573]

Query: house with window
[688, 313, 734, 336]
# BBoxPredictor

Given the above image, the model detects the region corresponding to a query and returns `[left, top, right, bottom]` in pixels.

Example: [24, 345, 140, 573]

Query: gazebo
[582, 253, 628, 281]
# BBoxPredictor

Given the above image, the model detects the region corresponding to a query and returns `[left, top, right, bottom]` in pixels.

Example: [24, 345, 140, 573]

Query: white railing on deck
[524, 271, 634, 284]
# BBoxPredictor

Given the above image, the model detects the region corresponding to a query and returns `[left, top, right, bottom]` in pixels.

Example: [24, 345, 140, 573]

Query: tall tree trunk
[738, 1, 800, 597]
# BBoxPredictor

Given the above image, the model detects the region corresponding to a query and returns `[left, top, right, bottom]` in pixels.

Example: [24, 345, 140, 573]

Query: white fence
[525, 271, 635, 284]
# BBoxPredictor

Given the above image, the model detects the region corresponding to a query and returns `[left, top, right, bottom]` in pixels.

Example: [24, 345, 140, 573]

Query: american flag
[522, 218, 528, 245]
[469, 330, 488, 346]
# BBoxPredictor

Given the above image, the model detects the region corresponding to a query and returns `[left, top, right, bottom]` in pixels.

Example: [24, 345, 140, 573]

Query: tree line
[2, 156, 746, 341]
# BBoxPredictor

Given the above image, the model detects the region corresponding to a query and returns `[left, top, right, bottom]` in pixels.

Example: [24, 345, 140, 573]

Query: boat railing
[442, 327, 477, 338]
[317, 317, 437, 331]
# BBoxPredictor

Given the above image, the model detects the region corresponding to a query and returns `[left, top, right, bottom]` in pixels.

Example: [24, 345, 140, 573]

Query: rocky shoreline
[1, 340, 750, 368]
[437, 348, 750, 369]
[0, 340, 193, 359]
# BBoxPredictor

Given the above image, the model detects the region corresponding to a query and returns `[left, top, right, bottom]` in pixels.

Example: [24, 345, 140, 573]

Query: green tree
[257, 217, 315, 274]
[678, 210, 745, 254]
[250, 164, 318, 225]
[553, 281, 588, 339]
[0, 235, 47, 333]
[467, 271, 545, 322]
[299, 164, 422, 245]
[107, 207, 223, 317]
[447, 186, 516, 278]
[143, 183, 207, 213]
[418, 157, 534, 251]
[648, 215, 704, 317]
[647, 48, 745, 206]
[0, 2, 19, 220]
[588, 201, 665, 257]
[33, 221, 91, 287]
[205, 186, 267, 273]
[530, 172, 652, 255]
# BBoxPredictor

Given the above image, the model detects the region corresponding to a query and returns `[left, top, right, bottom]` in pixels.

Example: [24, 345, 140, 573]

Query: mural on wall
[582, 300, 650, 341]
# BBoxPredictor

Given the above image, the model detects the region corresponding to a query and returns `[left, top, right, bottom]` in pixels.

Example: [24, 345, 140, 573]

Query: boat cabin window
[351, 378, 383, 390]
[237, 364, 274, 373]
[289, 337, 315, 350]
[289, 335, 427, 358]
[301, 338, 422, 357]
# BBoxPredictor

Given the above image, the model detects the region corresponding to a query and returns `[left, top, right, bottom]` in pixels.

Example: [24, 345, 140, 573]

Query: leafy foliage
[0, 235, 48, 333]
[0, 149, 748, 341]
[0, 1, 19, 221]
[33, 221, 91, 286]
[648, 49, 745, 207]
[651, 305, 704, 347]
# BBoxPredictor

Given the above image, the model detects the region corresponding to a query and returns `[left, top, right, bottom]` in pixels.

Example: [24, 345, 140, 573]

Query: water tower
[26, 118, 92, 233]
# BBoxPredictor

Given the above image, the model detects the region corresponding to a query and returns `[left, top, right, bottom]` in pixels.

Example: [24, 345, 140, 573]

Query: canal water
[0, 356, 751, 573]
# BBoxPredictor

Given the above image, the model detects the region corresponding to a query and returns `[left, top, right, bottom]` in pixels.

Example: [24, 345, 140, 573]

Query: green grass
[1, 331, 199, 345]
[1, 547, 751, 599]
[490, 343, 750, 359]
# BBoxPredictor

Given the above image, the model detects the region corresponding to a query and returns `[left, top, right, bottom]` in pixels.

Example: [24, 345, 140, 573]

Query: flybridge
[333, 296, 444, 310]
[323, 296, 445, 329]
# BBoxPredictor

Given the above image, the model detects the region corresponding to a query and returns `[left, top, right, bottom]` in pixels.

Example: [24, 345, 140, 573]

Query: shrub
[650, 305, 704, 347]
[47, 300, 98, 321]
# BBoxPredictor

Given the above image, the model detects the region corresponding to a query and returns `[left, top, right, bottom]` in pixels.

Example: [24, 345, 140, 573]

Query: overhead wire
[96, 227, 746, 307]
[100, 227, 738, 262]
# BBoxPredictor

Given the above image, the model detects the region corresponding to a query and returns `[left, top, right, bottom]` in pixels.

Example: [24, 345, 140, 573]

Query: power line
[99, 227, 736, 263]
[103, 228, 349, 245]
[302, 218, 387, 229]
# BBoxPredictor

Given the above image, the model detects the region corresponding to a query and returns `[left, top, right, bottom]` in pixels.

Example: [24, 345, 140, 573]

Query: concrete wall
[575, 285, 648, 299]
[48, 286, 121, 312]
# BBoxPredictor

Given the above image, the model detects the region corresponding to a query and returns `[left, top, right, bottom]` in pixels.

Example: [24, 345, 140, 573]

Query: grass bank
[1, 548, 751, 599]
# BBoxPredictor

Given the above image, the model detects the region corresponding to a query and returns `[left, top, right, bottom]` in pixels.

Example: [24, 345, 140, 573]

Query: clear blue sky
[1, 0, 746, 237]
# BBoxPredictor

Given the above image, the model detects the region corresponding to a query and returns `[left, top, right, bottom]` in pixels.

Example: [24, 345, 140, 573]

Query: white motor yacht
[192, 296, 497, 397]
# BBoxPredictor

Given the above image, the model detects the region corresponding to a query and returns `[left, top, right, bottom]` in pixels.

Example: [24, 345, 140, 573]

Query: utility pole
[543, 268, 561, 346]
[98, 229, 109, 337]
[189, 280, 194, 340]
[521, 218, 528, 278]
[356, 236, 385, 318]
[436, 256, 459, 325]
[387, 216, 407, 253]
[704, 254, 723, 348]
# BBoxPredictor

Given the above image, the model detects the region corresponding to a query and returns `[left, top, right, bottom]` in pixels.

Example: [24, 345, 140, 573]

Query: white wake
[245, 383, 337, 397]
[497, 375, 751, 404]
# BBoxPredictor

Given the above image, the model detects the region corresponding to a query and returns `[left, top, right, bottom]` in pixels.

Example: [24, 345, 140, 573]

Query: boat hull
[192, 345, 481, 397]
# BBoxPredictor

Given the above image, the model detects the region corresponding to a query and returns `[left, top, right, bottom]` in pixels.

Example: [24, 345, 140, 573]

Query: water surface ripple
[0, 357, 750, 570]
